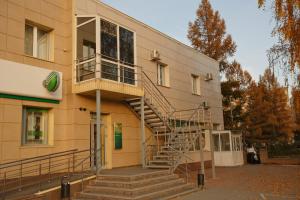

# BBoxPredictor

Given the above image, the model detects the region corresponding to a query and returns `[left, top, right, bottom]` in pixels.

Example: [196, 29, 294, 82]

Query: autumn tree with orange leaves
[187, 0, 236, 72]
[245, 68, 294, 142]
[258, 0, 300, 72]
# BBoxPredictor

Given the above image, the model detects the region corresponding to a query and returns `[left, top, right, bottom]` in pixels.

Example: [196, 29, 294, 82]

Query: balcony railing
[75, 54, 142, 88]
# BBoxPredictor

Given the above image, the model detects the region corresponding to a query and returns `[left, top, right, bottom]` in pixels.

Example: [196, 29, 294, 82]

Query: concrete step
[75, 183, 195, 200]
[90, 174, 178, 189]
[84, 178, 184, 197]
[97, 170, 169, 182]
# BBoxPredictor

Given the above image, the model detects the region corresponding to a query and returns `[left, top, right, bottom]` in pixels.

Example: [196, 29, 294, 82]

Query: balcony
[73, 16, 144, 99]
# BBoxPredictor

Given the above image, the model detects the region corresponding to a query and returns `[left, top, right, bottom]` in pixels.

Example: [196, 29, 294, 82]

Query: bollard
[197, 173, 204, 189]
[61, 176, 70, 199]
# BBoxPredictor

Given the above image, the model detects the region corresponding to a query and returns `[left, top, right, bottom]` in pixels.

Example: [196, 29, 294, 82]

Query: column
[96, 89, 101, 174]
[140, 96, 146, 168]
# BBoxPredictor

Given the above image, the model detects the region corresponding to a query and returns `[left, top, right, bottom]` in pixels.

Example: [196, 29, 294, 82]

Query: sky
[101, 0, 277, 81]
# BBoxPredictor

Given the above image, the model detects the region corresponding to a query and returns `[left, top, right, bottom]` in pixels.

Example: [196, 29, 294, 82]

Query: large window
[100, 19, 135, 85]
[101, 19, 118, 61]
[22, 107, 49, 145]
[25, 23, 52, 61]
[119, 27, 134, 66]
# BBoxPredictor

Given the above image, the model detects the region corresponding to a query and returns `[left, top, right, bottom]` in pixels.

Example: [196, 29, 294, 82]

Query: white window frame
[21, 107, 51, 146]
[191, 74, 200, 95]
[25, 23, 53, 61]
[157, 63, 170, 87]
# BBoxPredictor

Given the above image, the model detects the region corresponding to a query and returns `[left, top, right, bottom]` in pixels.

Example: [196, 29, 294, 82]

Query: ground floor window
[22, 107, 49, 145]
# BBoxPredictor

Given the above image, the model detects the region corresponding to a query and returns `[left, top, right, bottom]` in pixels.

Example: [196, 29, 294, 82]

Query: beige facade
[0, 0, 222, 167]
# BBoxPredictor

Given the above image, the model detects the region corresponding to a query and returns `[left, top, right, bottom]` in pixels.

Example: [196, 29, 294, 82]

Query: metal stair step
[146, 165, 171, 169]
[145, 118, 161, 123]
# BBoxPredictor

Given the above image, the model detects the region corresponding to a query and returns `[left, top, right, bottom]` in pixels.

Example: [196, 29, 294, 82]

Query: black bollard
[61, 176, 70, 199]
[197, 173, 204, 188]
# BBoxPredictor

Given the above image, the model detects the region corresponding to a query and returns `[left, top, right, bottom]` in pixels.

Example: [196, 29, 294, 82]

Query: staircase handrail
[142, 72, 176, 121]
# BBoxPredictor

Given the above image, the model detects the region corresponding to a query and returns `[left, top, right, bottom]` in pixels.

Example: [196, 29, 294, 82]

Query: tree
[291, 88, 300, 137]
[245, 68, 295, 143]
[187, 0, 236, 72]
[222, 61, 253, 131]
[258, 0, 300, 72]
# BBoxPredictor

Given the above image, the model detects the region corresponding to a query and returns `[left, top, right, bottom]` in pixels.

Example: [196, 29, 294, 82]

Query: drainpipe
[96, 89, 101, 174]
[140, 96, 146, 168]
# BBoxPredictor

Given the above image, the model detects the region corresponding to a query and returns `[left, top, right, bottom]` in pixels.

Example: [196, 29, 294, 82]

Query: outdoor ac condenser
[205, 73, 213, 81]
[151, 50, 161, 61]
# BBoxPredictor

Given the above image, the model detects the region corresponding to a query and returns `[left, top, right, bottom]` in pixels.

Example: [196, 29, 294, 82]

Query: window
[213, 134, 220, 151]
[157, 63, 169, 87]
[100, 19, 135, 85]
[220, 133, 231, 151]
[22, 107, 49, 145]
[191, 74, 200, 95]
[101, 19, 118, 61]
[119, 27, 134, 66]
[83, 40, 96, 71]
[24, 23, 52, 60]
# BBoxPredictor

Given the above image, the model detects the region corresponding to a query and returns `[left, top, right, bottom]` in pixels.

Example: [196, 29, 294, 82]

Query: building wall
[0, 0, 75, 163]
[75, 0, 224, 129]
[0, 0, 218, 166]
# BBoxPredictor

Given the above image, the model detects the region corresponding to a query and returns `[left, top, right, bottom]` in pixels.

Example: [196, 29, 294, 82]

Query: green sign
[114, 123, 122, 150]
[43, 71, 60, 92]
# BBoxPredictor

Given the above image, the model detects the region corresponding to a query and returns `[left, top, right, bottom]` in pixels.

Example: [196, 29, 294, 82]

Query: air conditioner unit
[205, 73, 213, 81]
[202, 101, 209, 109]
[150, 50, 161, 61]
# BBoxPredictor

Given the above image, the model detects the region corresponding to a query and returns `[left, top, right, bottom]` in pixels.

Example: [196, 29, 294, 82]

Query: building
[0, 0, 223, 171]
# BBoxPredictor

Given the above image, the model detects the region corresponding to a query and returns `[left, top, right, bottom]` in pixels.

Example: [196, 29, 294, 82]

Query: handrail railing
[0, 148, 99, 199]
[142, 72, 176, 129]
[142, 72, 175, 111]
[0, 149, 78, 169]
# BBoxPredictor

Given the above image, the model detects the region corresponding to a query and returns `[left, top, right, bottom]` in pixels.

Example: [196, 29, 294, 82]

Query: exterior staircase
[125, 97, 170, 134]
[73, 170, 197, 200]
[125, 72, 211, 172]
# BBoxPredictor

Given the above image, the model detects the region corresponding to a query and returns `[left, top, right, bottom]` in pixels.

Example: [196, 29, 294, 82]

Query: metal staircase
[126, 72, 212, 173]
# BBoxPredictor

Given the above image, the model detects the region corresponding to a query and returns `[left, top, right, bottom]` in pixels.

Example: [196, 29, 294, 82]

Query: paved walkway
[178, 165, 300, 200]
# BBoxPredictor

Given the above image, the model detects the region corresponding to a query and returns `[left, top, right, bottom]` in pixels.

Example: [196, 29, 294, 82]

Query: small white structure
[212, 131, 244, 166]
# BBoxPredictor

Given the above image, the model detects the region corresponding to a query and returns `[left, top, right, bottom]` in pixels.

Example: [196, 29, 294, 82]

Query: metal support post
[96, 89, 101, 174]
[140, 96, 146, 168]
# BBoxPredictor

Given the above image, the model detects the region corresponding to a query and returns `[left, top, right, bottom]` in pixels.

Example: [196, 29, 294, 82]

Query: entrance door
[90, 114, 108, 169]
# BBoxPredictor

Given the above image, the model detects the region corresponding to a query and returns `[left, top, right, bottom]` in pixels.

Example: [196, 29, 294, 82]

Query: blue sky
[101, 0, 276, 81]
